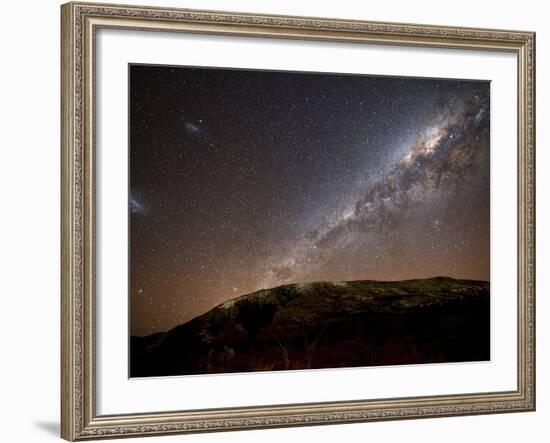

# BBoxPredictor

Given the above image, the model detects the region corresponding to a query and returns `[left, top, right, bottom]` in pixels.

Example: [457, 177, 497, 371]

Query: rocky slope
[130, 277, 490, 377]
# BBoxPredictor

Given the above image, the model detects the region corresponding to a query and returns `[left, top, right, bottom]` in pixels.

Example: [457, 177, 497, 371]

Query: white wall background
[0, 0, 546, 442]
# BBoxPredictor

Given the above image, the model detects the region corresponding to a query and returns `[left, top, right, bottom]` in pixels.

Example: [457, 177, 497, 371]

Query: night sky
[130, 64, 490, 336]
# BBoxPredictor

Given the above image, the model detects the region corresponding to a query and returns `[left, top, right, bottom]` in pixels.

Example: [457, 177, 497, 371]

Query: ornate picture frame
[61, 2, 535, 440]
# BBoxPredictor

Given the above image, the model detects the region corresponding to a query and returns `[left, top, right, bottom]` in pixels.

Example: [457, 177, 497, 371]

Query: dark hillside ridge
[130, 277, 490, 377]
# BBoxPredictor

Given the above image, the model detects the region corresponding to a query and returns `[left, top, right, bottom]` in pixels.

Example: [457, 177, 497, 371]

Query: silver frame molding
[61, 2, 536, 440]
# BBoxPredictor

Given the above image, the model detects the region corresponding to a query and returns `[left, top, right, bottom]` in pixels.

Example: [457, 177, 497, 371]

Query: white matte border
[96, 29, 517, 415]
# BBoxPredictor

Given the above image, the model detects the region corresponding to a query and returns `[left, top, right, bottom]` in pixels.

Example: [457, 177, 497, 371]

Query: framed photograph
[61, 1, 536, 440]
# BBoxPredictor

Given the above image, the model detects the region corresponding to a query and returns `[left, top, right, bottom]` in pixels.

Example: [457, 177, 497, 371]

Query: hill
[130, 277, 490, 377]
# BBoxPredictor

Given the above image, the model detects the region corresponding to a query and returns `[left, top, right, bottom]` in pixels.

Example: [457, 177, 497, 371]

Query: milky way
[129, 65, 490, 336]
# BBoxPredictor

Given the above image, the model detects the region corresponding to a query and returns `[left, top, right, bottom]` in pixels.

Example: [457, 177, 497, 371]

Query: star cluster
[130, 65, 490, 336]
